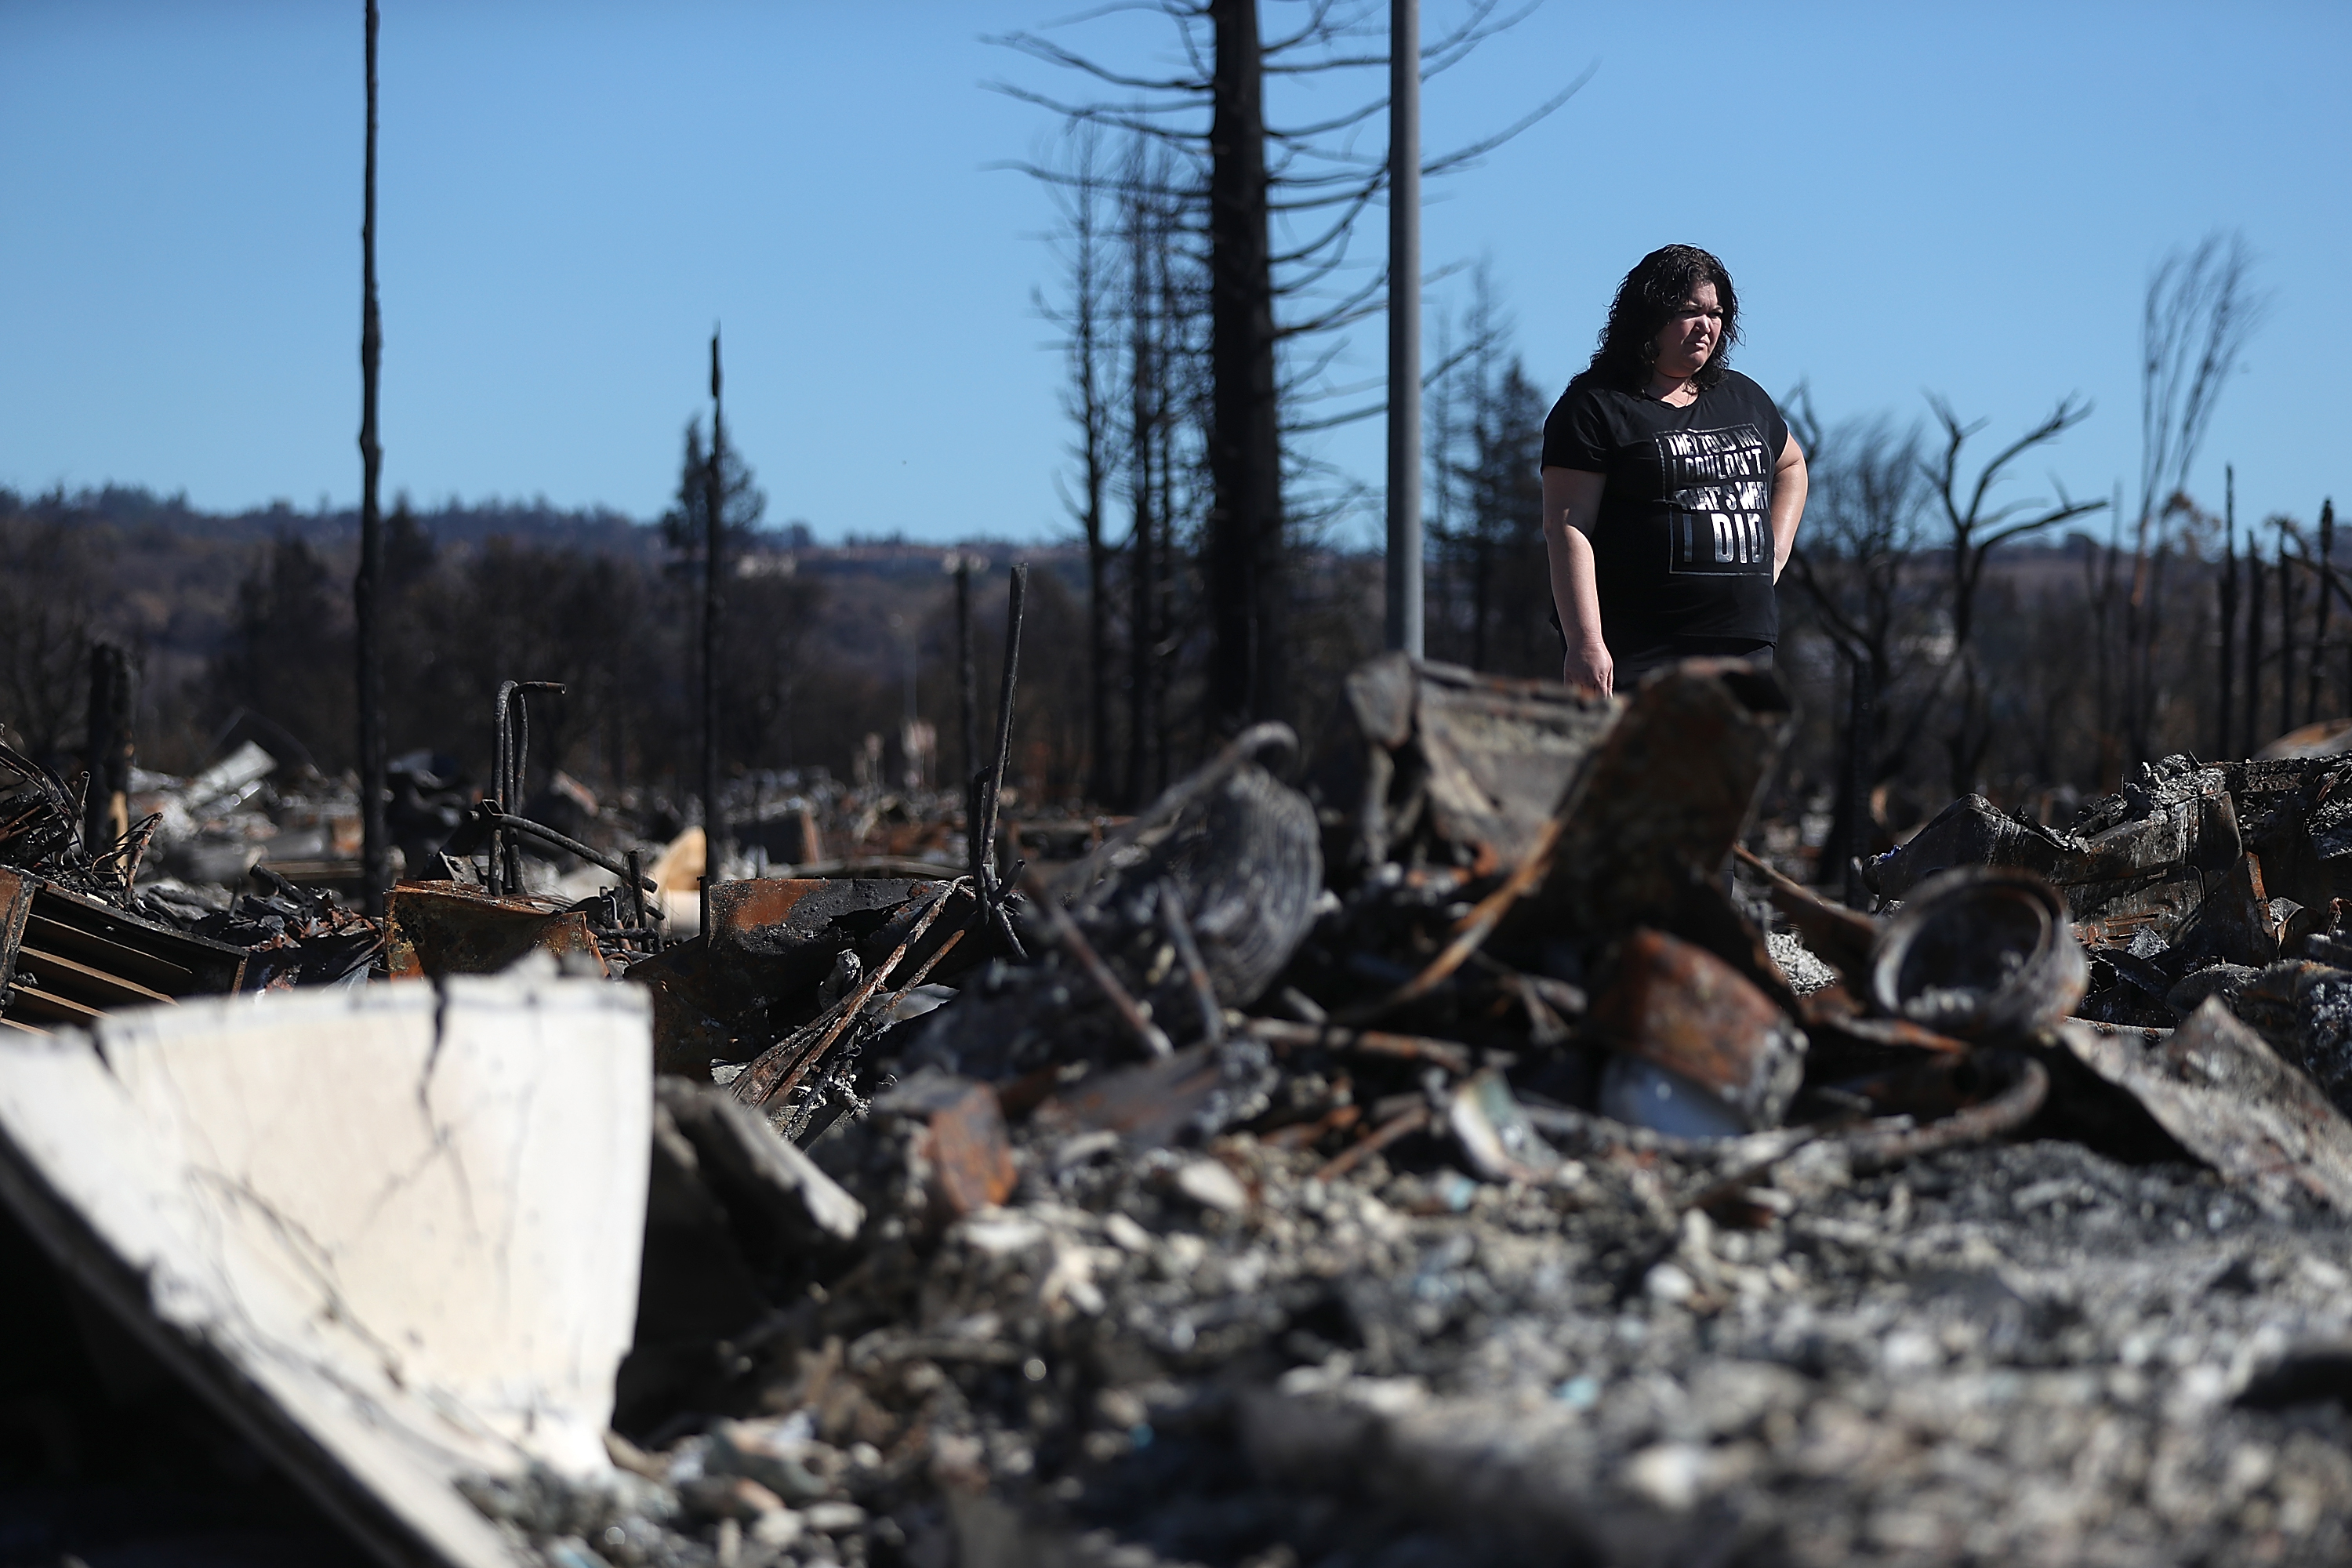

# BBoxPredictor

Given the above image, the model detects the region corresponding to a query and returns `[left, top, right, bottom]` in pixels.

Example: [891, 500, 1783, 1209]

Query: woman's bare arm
[1770, 435, 1807, 582]
[1541, 466, 1611, 696]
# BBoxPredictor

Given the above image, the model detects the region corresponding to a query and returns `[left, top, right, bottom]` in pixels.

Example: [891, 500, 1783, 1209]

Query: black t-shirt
[1540, 368, 1789, 659]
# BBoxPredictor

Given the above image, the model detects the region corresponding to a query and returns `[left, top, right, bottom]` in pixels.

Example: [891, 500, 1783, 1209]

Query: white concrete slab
[0, 971, 652, 1568]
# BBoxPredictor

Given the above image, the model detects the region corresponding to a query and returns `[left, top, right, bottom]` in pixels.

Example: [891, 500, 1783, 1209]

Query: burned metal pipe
[475, 801, 655, 895]
[1868, 866, 2085, 1040]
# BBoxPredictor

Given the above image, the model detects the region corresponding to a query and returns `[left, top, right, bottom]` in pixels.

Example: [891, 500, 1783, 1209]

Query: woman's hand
[1563, 637, 1613, 699]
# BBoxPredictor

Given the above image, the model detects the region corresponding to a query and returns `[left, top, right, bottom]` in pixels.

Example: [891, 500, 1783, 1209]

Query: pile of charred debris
[14, 654, 2352, 1567]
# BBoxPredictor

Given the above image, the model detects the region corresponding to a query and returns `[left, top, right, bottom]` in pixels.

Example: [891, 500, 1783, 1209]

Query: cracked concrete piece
[0, 971, 652, 1568]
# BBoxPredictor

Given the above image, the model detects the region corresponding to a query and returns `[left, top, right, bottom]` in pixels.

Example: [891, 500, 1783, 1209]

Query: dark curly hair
[1582, 244, 1740, 394]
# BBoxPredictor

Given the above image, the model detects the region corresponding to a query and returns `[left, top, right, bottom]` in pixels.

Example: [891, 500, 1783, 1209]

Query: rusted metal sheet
[0, 869, 246, 1036]
[383, 881, 603, 981]
[871, 1071, 1023, 1218]
[1591, 927, 1806, 1131]
[1512, 660, 1791, 941]
[718, 876, 977, 1024]
[2060, 1000, 2352, 1210]
[1029, 1039, 1281, 1152]
[707, 877, 948, 988]
[706, 877, 827, 940]
[923, 1082, 1018, 1217]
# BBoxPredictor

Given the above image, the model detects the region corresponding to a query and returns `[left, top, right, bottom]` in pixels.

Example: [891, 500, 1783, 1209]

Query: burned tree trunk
[1126, 211, 1159, 808]
[2218, 469, 2237, 760]
[1834, 653, 1879, 909]
[1205, 0, 1285, 734]
[2312, 499, 2336, 726]
[82, 643, 132, 851]
[703, 332, 728, 878]
[356, 0, 387, 916]
[2246, 549, 2267, 758]
[2280, 524, 2299, 742]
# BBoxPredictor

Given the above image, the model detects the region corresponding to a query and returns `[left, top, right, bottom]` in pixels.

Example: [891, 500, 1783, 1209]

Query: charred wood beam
[1025, 877, 1173, 1060]
[1157, 878, 1225, 1047]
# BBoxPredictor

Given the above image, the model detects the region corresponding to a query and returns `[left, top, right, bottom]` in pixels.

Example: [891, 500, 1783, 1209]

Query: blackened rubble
[543, 659, 2352, 1568]
[18, 658, 2352, 1566]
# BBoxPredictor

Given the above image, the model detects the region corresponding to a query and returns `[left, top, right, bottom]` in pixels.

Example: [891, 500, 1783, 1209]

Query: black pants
[1545, 607, 1773, 683]
[1615, 637, 1773, 685]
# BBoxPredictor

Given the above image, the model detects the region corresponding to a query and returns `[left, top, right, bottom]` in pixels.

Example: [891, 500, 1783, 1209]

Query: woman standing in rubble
[1541, 244, 1807, 696]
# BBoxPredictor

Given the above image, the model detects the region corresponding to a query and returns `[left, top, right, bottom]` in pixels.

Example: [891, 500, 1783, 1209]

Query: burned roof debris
[13, 660, 2352, 1565]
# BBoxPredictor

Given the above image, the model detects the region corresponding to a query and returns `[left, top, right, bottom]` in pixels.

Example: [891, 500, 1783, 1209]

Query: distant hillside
[0, 481, 1096, 782]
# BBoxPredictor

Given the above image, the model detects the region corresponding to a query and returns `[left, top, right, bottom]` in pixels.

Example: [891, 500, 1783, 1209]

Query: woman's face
[1650, 279, 1722, 383]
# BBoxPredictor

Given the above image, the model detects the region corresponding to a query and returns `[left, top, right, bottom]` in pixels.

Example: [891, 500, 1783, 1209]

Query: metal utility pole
[702, 329, 728, 884]
[356, 0, 388, 916]
[1384, 0, 1423, 657]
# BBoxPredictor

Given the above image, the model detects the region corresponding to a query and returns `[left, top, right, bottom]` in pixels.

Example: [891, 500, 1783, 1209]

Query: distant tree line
[0, 0, 2328, 906]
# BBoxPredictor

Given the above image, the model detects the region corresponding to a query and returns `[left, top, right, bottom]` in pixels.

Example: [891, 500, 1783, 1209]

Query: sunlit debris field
[9, 653, 2352, 1567]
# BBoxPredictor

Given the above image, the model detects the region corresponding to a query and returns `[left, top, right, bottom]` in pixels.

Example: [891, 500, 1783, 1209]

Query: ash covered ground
[553, 1082, 2352, 1568]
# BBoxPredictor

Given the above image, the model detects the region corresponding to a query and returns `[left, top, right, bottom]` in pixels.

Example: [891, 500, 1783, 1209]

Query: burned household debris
[13, 655, 2352, 1566]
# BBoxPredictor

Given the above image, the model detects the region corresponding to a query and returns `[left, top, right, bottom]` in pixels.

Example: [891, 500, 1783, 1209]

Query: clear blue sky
[2, 1, 2343, 546]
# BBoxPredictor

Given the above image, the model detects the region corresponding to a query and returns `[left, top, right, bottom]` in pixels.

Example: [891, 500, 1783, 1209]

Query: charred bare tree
[356, 0, 387, 914]
[1035, 128, 1120, 803]
[2280, 518, 2301, 741]
[1125, 157, 1165, 808]
[1785, 404, 1929, 904]
[956, 555, 980, 834]
[1423, 273, 1546, 678]
[1203, 0, 1284, 731]
[996, 1, 1577, 737]
[2311, 499, 2336, 726]
[657, 347, 763, 862]
[2127, 232, 2263, 765]
[703, 332, 728, 876]
[2245, 544, 2267, 759]
[1120, 136, 1195, 806]
[1922, 396, 2104, 797]
[2088, 499, 2126, 788]
[2218, 467, 2238, 759]
[0, 512, 100, 768]
[82, 643, 132, 852]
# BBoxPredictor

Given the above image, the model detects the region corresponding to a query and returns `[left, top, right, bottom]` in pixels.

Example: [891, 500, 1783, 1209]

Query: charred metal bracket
[435, 797, 661, 951]
[382, 882, 605, 980]
[487, 679, 564, 895]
